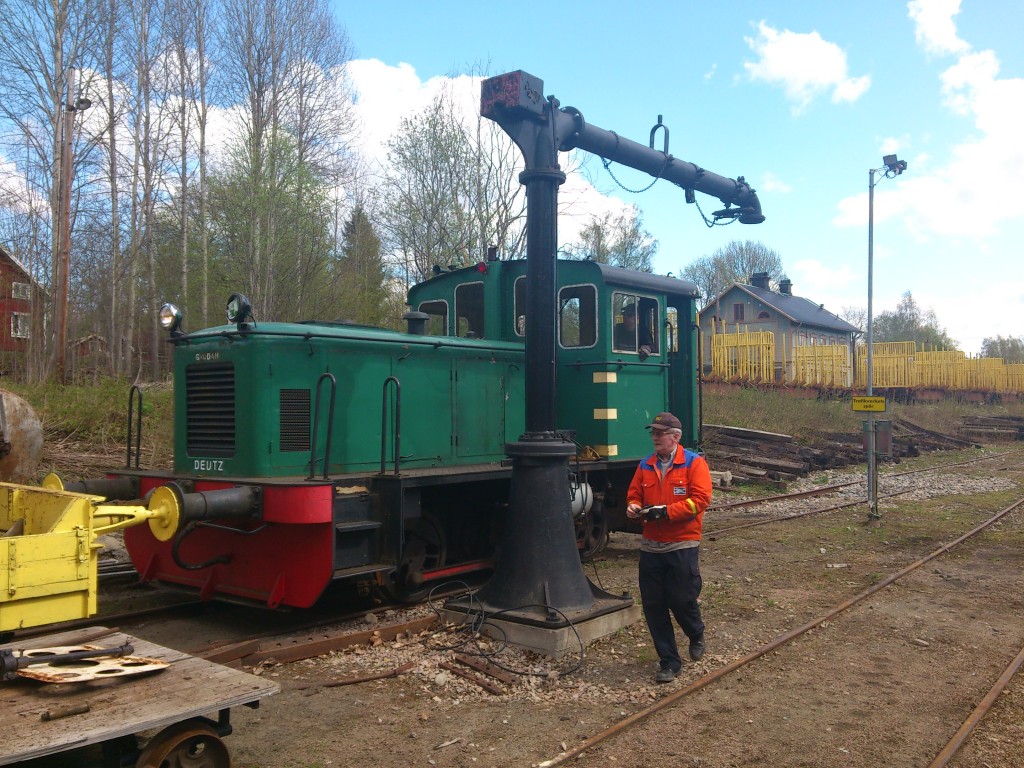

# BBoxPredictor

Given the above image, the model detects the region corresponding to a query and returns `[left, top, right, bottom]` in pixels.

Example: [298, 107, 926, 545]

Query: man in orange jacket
[626, 411, 713, 683]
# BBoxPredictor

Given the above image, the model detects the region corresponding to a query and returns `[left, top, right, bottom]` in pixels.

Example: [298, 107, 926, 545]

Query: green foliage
[377, 92, 483, 280]
[682, 240, 784, 308]
[701, 385, 1024, 442]
[872, 291, 958, 350]
[563, 205, 657, 272]
[333, 205, 402, 328]
[981, 335, 1024, 362]
[206, 132, 339, 321]
[701, 387, 860, 441]
[6, 379, 173, 447]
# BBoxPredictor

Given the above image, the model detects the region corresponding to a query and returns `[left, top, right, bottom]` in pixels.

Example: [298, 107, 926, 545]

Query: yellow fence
[710, 330, 775, 383]
[853, 342, 916, 388]
[792, 345, 851, 387]
[705, 329, 1024, 394]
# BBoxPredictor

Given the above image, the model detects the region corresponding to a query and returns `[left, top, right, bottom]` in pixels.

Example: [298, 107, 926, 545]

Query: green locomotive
[68, 258, 700, 609]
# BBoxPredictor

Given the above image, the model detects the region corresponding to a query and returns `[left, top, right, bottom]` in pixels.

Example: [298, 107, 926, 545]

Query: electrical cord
[419, 581, 586, 677]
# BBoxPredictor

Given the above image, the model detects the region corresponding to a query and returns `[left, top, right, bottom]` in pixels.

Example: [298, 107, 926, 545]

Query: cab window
[455, 282, 484, 338]
[612, 292, 660, 354]
[513, 276, 526, 337]
[559, 284, 596, 348]
[418, 300, 448, 335]
[666, 307, 679, 352]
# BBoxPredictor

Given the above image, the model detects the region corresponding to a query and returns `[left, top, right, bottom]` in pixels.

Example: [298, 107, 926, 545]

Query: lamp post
[866, 153, 907, 520]
[52, 67, 91, 383]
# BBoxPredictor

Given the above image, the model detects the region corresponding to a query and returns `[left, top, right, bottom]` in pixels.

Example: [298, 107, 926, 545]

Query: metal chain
[601, 132, 668, 194]
[694, 197, 738, 228]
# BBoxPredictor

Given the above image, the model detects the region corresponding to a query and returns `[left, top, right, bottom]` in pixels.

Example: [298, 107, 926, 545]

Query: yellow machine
[0, 479, 182, 634]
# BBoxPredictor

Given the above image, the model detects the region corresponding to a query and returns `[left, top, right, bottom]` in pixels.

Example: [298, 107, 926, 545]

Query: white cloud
[344, 60, 633, 253]
[347, 59, 476, 168]
[907, 0, 970, 57]
[880, 136, 902, 154]
[760, 171, 792, 194]
[743, 21, 871, 111]
[835, 15, 1024, 240]
[791, 258, 861, 302]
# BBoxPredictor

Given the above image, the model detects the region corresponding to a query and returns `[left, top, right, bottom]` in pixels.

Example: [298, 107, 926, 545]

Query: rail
[307, 373, 337, 480]
[380, 376, 401, 475]
[540, 492, 1024, 765]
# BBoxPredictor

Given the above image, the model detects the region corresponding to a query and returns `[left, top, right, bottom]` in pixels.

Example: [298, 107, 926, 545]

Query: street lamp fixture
[866, 153, 908, 521]
[52, 68, 92, 383]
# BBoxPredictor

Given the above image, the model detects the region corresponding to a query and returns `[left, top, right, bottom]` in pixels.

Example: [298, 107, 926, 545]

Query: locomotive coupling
[149, 482, 261, 538]
[39, 474, 260, 541]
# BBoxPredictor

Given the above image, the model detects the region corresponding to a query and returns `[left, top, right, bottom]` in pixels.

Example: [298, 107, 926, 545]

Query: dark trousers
[639, 547, 704, 672]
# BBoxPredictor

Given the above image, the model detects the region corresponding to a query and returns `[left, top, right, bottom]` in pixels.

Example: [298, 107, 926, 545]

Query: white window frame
[11, 312, 30, 339]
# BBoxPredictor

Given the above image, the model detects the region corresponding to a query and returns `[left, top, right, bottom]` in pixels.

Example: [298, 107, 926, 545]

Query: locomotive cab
[408, 259, 702, 457]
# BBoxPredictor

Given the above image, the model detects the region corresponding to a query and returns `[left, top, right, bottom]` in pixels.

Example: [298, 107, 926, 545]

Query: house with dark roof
[0, 244, 45, 376]
[699, 272, 861, 384]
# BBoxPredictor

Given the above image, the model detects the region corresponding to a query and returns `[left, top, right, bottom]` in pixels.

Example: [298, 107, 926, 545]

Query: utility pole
[866, 153, 907, 522]
[51, 68, 91, 383]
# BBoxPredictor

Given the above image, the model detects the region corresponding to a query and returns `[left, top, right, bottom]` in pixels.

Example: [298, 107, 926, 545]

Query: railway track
[701, 447, 1022, 537]
[541, 476, 1024, 765]
[8, 448, 1021, 767]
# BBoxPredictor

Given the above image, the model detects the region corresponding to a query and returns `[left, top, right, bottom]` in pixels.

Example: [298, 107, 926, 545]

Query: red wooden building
[0, 245, 44, 374]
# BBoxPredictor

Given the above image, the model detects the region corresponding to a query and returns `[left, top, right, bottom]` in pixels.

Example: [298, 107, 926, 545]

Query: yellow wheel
[148, 484, 183, 542]
[135, 720, 230, 768]
[41, 472, 65, 491]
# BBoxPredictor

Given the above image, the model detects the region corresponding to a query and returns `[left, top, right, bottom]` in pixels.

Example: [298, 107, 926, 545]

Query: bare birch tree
[0, 0, 103, 380]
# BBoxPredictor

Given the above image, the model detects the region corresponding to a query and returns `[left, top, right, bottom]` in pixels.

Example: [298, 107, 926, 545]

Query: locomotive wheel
[576, 508, 609, 557]
[386, 513, 447, 603]
[135, 720, 230, 768]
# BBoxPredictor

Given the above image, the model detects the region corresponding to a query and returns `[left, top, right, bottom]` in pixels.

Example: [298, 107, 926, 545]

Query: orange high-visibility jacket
[627, 448, 713, 543]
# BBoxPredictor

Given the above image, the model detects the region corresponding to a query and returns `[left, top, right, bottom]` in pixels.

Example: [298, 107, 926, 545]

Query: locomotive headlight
[226, 293, 252, 324]
[159, 303, 183, 333]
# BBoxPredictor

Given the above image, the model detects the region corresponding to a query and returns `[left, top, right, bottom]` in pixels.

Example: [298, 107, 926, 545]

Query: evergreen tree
[335, 205, 397, 328]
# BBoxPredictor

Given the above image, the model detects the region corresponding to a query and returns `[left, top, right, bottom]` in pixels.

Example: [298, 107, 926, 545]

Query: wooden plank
[241, 615, 438, 666]
[0, 626, 278, 765]
[437, 661, 503, 695]
[453, 653, 518, 685]
[703, 424, 794, 442]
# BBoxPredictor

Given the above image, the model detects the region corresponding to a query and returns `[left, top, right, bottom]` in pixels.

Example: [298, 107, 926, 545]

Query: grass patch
[6, 378, 174, 467]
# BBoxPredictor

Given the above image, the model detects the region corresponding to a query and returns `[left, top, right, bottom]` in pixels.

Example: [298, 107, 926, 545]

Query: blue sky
[335, 0, 1022, 354]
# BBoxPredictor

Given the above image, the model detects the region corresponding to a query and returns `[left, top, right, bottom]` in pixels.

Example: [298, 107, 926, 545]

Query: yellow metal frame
[0, 480, 181, 633]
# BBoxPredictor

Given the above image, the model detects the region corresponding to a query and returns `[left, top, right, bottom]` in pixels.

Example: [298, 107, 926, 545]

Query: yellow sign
[852, 396, 887, 412]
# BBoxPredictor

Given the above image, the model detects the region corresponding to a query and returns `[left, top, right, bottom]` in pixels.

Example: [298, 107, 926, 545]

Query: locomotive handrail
[666, 320, 677, 415]
[696, 321, 705, 452]
[126, 385, 143, 469]
[569, 361, 670, 369]
[380, 376, 401, 475]
[168, 327, 516, 351]
[307, 372, 337, 480]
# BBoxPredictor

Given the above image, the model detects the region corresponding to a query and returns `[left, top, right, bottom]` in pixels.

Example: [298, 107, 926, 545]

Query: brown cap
[646, 412, 681, 431]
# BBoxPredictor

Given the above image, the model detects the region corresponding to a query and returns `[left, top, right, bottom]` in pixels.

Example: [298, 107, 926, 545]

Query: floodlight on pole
[52, 67, 91, 383]
[866, 153, 907, 521]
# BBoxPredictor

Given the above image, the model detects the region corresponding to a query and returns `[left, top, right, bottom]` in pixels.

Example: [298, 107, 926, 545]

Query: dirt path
[76, 448, 1024, 767]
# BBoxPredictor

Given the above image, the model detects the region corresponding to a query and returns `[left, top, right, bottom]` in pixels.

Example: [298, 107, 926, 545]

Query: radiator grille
[186, 363, 236, 457]
[280, 389, 311, 451]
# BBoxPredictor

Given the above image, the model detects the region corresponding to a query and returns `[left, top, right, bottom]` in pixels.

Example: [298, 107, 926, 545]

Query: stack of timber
[894, 416, 983, 449]
[957, 415, 1024, 442]
[702, 425, 815, 488]
[701, 417, 973, 489]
